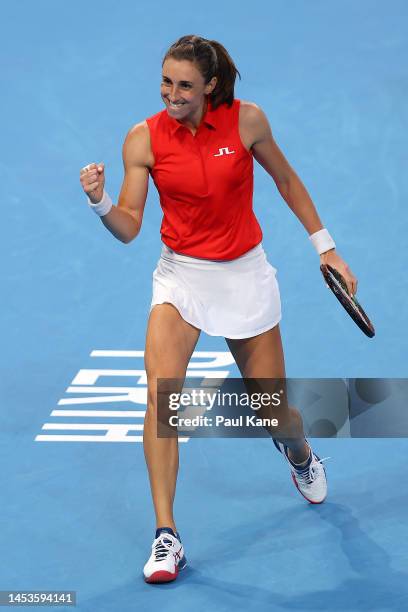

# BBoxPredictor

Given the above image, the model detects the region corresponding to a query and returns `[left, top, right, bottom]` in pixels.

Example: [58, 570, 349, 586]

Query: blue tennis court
[2, 0, 408, 609]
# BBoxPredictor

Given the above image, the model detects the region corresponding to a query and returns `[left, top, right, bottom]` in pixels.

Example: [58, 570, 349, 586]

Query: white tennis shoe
[273, 439, 329, 504]
[143, 527, 187, 583]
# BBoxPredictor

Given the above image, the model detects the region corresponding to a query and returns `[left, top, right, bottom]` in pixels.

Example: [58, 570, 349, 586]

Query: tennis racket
[320, 264, 375, 338]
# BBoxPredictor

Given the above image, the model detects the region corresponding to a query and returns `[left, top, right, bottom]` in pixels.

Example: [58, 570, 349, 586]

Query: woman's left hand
[320, 249, 358, 297]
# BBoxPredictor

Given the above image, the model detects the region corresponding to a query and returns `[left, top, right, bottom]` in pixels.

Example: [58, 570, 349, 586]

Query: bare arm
[242, 102, 324, 236]
[241, 102, 358, 294]
[100, 122, 151, 243]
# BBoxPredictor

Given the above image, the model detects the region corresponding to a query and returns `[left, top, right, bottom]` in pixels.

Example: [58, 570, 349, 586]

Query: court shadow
[183, 501, 408, 611]
[74, 502, 407, 612]
[298, 501, 408, 610]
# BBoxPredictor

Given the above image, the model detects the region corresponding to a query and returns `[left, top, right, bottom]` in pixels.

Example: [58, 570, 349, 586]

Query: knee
[146, 376, 180, 420]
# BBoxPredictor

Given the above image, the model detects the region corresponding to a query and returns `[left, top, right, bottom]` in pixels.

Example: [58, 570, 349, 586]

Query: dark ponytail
[163, 35, 241, 109]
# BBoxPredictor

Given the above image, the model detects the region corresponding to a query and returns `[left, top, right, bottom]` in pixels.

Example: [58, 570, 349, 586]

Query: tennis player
[80, 34, 357, 584]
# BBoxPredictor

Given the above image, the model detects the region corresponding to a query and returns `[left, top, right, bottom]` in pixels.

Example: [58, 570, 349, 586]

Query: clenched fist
[79, 162, 105, 203]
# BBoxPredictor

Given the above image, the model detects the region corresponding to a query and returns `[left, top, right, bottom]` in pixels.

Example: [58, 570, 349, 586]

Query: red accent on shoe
[144, 567, 179, 583]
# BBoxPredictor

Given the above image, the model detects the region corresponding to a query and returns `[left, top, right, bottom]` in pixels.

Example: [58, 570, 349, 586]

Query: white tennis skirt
[150, 242, 282, 339]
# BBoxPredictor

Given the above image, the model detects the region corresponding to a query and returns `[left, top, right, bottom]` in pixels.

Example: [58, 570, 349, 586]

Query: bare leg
[144, 303, 201, 532]
[225, 324, 309, 463]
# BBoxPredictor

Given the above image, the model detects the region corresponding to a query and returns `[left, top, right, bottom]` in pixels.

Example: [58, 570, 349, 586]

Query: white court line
[35, 435, 189, 443]
[51, 410, 146, 417]
[41, 423, 144, 430]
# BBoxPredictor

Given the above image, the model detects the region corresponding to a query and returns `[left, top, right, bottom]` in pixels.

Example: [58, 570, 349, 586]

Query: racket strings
[321, 263, 375, 337]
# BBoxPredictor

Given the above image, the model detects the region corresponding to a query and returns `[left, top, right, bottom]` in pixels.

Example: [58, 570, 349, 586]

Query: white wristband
[87, 190, 113, 217]
[309, 228, 336, 255]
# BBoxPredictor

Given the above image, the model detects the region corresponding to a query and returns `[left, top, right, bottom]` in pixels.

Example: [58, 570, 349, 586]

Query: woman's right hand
[80, 162, 105, 203]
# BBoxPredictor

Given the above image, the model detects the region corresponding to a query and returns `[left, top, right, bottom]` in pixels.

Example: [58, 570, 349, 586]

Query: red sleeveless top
[146, 98, 263, 260]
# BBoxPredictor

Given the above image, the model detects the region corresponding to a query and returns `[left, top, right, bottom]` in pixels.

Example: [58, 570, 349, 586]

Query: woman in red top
[80, 35, 357, 584]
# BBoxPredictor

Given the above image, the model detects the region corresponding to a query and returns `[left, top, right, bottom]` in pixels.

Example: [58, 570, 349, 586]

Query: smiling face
[161, 58, 217, 120]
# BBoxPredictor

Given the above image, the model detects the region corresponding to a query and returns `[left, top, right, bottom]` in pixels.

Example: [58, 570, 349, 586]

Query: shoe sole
[144, 556, 187, 584]
[145, 568, 179, 583]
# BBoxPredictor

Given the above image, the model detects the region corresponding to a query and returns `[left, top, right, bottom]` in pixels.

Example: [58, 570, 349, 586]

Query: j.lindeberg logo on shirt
[214, 147, 235, 156]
